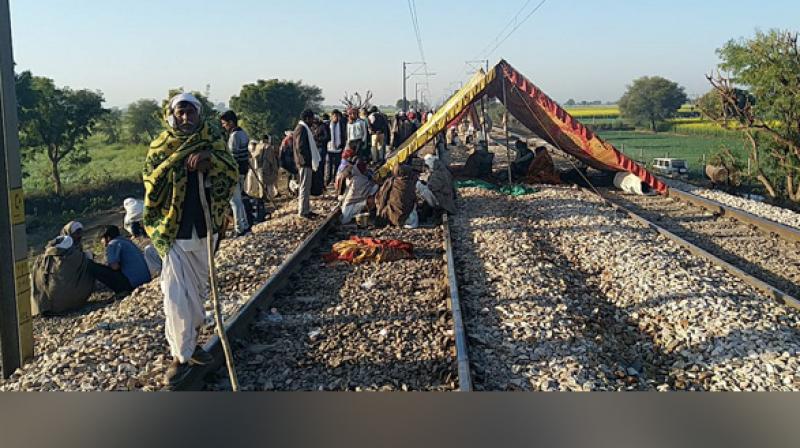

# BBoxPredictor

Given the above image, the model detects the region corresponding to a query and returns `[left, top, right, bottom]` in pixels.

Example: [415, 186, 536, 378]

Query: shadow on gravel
[451, 191, 702, 391]
[626, 290, 800, 365]
[219, 227, 456, 392]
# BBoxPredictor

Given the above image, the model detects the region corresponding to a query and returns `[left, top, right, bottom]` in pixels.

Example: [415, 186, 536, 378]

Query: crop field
[22, 134, 147, 195]
[597, 130, 749, 176]
[564, 106, 620, 118]
[565, 104, 698, 119]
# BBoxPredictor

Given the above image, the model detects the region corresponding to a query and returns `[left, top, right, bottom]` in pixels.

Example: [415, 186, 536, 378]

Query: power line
[480, 0, 548, 59]
[476, 0, 534, 58]
[407, 0, 431, 92]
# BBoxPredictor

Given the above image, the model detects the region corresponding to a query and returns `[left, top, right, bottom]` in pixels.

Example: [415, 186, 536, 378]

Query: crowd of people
[29, 91, 492, 387]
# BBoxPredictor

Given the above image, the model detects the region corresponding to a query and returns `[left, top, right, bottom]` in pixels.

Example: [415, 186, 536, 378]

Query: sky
[8, 0, 800, 109]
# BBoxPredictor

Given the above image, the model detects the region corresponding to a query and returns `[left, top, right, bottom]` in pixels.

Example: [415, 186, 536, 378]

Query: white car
[652, 158, 688, 177]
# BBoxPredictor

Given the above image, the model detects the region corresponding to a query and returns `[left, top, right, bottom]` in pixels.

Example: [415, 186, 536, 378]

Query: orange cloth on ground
[323, 236, 414, 264]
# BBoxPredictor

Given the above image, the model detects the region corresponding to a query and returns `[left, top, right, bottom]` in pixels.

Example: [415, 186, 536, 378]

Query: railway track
[175, 211, 470, 391]
[450, 184, 800, 391]
[501, 126, 800, 308]
[601, 189, 800, 309]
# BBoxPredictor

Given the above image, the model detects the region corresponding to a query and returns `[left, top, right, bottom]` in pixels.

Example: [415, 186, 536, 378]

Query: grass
[23, 134, 148, 195]
[22, 134, 149, 248]
[597, 130, 750, 176]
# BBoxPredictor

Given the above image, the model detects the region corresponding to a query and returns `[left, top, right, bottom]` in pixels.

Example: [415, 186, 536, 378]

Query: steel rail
[501, 125, 800, 244]
[599, 194, 800, 311]
[665, 188, 800, 245]
[175, 209, 470, 391]
[443, 214, 472, 391]
[173, 209, 341, 391]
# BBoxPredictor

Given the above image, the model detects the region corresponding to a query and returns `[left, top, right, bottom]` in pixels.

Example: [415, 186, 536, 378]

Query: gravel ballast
[664, 178, 800, 231]
[0, 197, 335, 391]
[207, 225, 457, 391]
[451, 185, 800, 391]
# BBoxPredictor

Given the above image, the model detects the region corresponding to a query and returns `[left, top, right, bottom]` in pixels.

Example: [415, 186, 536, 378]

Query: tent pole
[479, 95, 487, 142]
[502, 73, 512, 184]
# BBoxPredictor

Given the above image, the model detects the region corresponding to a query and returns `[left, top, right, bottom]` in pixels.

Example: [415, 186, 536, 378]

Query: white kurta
[160, 231, 214, 363]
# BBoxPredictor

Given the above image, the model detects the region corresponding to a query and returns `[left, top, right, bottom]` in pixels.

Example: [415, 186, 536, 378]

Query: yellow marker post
[0, 0, 33, 376]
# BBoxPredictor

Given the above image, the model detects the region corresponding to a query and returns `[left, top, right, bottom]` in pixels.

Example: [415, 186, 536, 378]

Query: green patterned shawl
[143, 107, 238, 256]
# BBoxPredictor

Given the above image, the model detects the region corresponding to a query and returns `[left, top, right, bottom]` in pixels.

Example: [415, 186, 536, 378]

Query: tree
[96, 107, 123, 144]
[565, 98, 576, 106]
[619, 76, 688, 132]
[230, 80, 325, 138]
[124, 99, 161, 144]
[704, 29, 800, 202]
[14, 71, 37, 122]
[395, 98, 428, 112]
[16, 75, 106, 195]
[697, 88, 754, 126]
[298, 83, 324, 112]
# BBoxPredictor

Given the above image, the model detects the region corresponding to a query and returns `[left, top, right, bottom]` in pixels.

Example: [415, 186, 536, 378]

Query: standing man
[245, 135, 279, 221]
[220, 110, 251, 237]
[368, 106, 390, 164]
[293, 109, 321, 219]
[143, 93, 238, 387]
[311, 114, 330, 196]
[347, 108, 368, 161]
[327, 109, 347, 187]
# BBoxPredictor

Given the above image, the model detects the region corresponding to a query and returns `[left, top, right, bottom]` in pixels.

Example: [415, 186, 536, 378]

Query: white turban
[167, 93, 203, 129]
[54, 235, 73, 250]
[67, 221, 83, 234]
[423, 154, 438, 171]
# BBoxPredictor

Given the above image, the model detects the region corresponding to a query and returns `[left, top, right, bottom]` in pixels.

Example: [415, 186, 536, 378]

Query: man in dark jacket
[327, 109, 347, 186]
[368, 106, 390, 163]
[311, 114, 331, 195]
[293, 109, 319, 218]
[395, 113, 418, 149]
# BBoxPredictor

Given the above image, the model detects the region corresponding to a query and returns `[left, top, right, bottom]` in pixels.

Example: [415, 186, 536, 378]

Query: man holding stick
[143, 93, 238, 387]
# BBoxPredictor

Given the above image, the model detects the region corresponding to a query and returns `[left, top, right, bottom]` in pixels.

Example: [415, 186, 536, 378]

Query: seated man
[376, 163, 419, 229]
[340, 158, 378, 224]
[417, 155, 456, 220]
[88, 225, 151, 297]
[334, 145, 356, 200]
[123, 198, 146, 237]
[458, 141, 494, 180]
[509, 140, 534, 181]
[123, 198, 162, 278]
[60, 220, 92, 258]
[31, 235, 95, 315]
[524, 145, 561, 184]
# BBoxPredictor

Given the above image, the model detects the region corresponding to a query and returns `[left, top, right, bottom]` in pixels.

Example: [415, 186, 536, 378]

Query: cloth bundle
[324, 236, 413, 264]
[455, 179, 538, 197]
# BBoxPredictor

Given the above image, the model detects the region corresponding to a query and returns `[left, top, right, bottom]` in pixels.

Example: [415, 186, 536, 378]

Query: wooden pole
[502, 74, 512, 183]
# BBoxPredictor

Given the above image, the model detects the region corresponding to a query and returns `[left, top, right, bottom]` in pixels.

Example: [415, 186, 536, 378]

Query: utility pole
[402, 61, 436, 112]
[465, 59, 490, 74]
[0, 0, 33, 378]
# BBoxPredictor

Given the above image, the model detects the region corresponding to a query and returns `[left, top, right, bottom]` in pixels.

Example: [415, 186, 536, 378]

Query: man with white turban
[143, 92, 238, 387]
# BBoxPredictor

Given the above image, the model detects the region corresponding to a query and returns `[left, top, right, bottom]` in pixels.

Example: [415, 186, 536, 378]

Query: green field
[23, 134, 148, 195]
[598, 130, 749, 176]
[22, 135, 148, 248]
